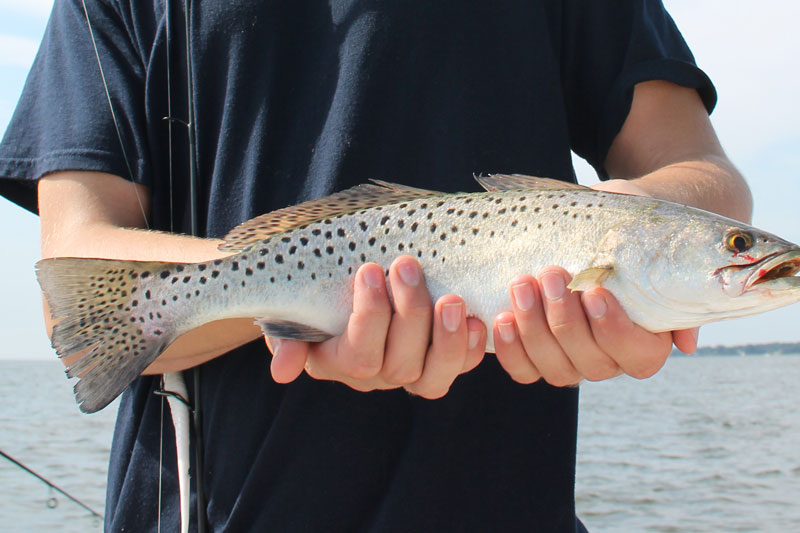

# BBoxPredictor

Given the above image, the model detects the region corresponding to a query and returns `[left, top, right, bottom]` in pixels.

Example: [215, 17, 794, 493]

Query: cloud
[0, 0, 52, 18]
[0, 34, 39, 68]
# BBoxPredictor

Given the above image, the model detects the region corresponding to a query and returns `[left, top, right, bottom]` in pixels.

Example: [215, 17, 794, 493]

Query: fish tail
[36, 257, 185, 413]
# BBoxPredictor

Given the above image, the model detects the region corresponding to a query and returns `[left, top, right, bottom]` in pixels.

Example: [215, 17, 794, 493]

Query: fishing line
[0, 449, 104, 520]
[80, 0, 150, 231]
[81, 0, 208, 530]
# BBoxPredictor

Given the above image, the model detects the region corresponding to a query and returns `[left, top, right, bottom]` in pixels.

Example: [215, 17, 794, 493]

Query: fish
[36, 175, 800, 413]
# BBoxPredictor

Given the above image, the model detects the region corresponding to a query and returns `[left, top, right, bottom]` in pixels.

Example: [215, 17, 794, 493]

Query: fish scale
[36, 175, 800, 412]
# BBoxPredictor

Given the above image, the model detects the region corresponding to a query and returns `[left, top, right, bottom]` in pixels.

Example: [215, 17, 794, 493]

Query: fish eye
[725, 231, 754, 254]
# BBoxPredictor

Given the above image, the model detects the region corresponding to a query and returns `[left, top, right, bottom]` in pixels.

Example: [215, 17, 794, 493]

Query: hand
[493, 269, 698, 386]
[265, 257, 487, 398]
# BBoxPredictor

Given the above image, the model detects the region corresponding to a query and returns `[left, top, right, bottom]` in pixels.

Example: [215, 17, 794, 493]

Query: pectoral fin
[567, 266, 614, 292]
[255, 318, 334, 342]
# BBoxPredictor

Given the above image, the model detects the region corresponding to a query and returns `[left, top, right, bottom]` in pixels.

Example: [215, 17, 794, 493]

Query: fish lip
[743, 250, 800, 291]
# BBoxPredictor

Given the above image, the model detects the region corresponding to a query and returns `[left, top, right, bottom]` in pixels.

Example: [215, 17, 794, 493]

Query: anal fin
[255, 319, 334, 342]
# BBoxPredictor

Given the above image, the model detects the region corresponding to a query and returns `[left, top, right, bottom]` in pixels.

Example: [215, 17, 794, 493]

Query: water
[0, 361, 117, 532]
[577, 354, 800, 531]
[1, 356, 798, 531]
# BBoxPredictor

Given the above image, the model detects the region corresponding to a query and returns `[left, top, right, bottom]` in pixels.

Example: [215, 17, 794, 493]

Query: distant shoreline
[674, 341, 800, 357]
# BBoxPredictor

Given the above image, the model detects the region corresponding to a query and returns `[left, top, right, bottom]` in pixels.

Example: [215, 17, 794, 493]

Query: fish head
[624, 213, 800, 329]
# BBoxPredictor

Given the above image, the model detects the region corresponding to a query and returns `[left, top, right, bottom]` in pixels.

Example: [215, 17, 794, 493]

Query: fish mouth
[744, 250, 800, 291]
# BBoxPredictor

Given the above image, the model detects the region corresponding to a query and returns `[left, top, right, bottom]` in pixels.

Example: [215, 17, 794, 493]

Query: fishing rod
[81, 0, 208, 530]
[0, 449, 104, 520]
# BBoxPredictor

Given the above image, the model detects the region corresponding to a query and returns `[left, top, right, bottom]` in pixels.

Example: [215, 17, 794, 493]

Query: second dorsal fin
[475, 174, 589, 192]
[219, 180, 443, 252]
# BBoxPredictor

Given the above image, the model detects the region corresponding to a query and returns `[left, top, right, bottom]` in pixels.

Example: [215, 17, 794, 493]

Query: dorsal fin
[219, 180, 442, 252]
[475, 174, 589, 192]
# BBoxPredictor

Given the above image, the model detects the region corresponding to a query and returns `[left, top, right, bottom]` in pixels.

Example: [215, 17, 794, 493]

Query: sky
[1, 1, 799, 360]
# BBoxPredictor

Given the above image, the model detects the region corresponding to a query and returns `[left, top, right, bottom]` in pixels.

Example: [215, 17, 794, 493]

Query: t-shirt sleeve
[0, 0, 150, 213]
[561, 0, 716, 178]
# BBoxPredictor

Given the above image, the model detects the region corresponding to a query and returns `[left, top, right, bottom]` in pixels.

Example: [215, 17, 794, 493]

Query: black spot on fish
[360, 221, 368, 231]
[398, 243, 405, 251]
[459, 239, 466, 245]
[162, 299, 167, 306]
[427, 212, 433, 220]
[440, 233, 447, 241]
[398, 219, 405, 228]
[257, 262, 265, 270]
[472, 228, 479, 235]
[407, 208, 416, 216]
[145, 290, 151, 299]
[141, 271, 151, 279]
[368, 237, 376, 246]
[260, 248, 269, 256]
[270, 277, 275, 283]
[198, 264, 207, 271]
[417, 250, 423, 257]
[311, 273, 317, 280]
[326, 246, 334, 255]
[246, 267, 253, 276]
[323, 219, 332, 225]
[349, 242, 356, 251]
[312, 229, 321, 236]
[212, 271, 220, 278]
[300, 237, 309, 246]
[446, 208, 455, 214]
[432, 250, 437, 258]
[430, 223, 437, 233]
[381, 215, 390, 225]
[451, 225, 458, 233]
[287, 274, 292, 281]
[498, 208, 506, 214]
[337, 228, 345, 237]
[420, 202, 428, 209]
[410, 222, 418, 232]
[214, 260, 223, 266]
[200, 277, 207, 284]
[160, 271, 170, 279]
[282, 237, 291, 243]
[381, 245, 387, 254]
[232, 261, 239, 271]
[338, 256, 343, 266]
[176, 266, 184, 273]
[171, 277, 179, 284]
[275, 255, 284, 264]
[131, 300, 138, 307]
[314, 248, 322, 257]
[183, 276, 191, 283]
[325, 230, 333, 239]
[360, 253, 366, 262]
[173, 295, 179, 301]
[511, 220, 519, 227]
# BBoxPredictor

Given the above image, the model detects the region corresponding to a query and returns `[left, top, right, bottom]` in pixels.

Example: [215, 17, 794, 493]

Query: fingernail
[497, 321, 516, 344]
[540, 272, 566, 301]
[468, 328, 481, 349]
[363, 267, 384, 289]
[583, 292, 607, 319]
[397, 260, 420, 286]
[511, 282, 534, 311]
[442, 302, 462, 332]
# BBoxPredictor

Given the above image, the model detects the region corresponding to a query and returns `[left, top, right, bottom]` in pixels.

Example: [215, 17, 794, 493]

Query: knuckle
[544, 371, 581, 388]
[382, 364, 423, 386]
[341, 350, 383, 380]
[582, 363, 619, 382]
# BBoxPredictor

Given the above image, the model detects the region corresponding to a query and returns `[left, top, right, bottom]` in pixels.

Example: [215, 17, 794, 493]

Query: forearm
[628, 156, 752, 223]
[39, 171, 263, 373]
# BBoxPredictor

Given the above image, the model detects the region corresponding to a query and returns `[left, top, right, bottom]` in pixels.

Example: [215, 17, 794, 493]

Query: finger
[492, 311, 541, 384]
[267, 337, 309, 384]
[538, 267, 618, 383]
[672, 327, 699, 354]
[308, 263, 392, 380]
[405, 295, 467, 399]
[462, 317, 487, 373]
[381, 256, 434, 385]
[581, 288, 670, 379]
[509, 273, 581, 386]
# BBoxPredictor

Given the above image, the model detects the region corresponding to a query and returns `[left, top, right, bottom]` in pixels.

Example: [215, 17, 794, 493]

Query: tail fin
[36, 257, 183, 413]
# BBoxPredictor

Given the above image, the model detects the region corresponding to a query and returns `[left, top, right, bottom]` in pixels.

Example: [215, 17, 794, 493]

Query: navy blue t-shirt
[0, 1, 714, 531]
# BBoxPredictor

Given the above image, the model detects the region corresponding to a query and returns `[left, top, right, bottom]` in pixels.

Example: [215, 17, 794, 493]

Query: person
[0, 1, 752, 530]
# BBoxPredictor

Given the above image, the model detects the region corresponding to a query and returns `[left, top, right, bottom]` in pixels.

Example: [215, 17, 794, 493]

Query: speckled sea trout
[37, 175, 800, 412]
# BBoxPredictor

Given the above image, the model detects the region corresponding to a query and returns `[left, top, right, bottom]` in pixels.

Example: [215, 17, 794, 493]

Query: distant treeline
[674, 342, 800, 356]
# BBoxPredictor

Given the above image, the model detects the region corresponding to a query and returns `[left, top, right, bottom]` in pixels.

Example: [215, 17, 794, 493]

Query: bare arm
[495, 80, 754, 385]
[38, 171, 263, 373]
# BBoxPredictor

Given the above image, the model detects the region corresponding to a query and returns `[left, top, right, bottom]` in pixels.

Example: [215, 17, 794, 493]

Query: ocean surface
[1, 355, 798, 532]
